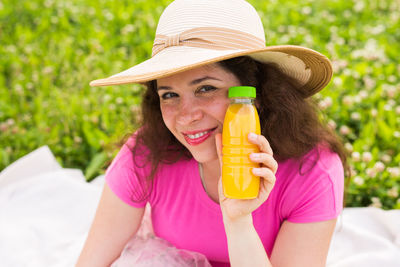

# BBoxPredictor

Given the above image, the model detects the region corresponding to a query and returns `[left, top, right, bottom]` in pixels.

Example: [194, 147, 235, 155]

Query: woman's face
[157, 63, 241, 163]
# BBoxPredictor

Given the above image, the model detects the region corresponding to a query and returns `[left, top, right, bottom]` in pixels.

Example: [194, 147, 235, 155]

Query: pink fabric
[106, 136, 344, 267]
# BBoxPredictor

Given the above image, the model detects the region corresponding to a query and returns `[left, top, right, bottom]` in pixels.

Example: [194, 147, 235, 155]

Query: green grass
[1, 0, 399, 209]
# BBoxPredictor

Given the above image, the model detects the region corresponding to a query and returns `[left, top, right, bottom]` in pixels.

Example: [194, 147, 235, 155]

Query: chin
[190, 149, 218, 163]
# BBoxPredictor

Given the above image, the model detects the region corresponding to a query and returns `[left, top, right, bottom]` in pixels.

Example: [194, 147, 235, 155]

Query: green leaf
[84, 152, 108, 182]
[377, 119, 392, 143]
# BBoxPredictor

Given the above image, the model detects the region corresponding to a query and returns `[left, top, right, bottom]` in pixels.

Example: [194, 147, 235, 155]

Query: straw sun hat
[90, 0, 333, 97]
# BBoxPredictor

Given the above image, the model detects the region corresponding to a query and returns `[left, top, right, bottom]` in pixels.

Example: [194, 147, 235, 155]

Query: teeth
[187, 130, 209, 139]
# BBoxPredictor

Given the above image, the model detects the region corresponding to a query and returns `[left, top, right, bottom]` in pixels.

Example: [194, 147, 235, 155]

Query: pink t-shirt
[106, 137, 344, 266]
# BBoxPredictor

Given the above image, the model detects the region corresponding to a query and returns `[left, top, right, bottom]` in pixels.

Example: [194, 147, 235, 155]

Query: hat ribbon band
[152, 27, 265, 57]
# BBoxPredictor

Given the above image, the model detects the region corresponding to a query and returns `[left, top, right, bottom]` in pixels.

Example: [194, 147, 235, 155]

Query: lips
[182, 127, 217, 146]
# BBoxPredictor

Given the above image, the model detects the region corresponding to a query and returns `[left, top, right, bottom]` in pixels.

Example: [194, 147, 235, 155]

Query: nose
[176, 97, 203, 125]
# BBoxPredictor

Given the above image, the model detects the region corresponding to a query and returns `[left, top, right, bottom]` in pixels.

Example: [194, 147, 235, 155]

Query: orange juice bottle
[222, 86, 261, 199]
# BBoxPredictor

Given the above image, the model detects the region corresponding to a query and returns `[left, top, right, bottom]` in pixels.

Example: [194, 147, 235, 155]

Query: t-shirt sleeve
[282, 149, 344, 223]
[105, 140, 151, 208]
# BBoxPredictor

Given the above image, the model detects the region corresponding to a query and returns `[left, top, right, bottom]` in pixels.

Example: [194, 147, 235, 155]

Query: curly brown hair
[131, 56, 348, 181]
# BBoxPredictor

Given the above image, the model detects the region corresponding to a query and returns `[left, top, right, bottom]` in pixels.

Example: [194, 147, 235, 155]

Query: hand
[215, 133, 278, 222]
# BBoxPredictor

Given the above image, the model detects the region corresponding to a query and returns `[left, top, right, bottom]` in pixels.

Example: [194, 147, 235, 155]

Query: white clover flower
[319, 97, 332, 110]
[363, 77, 376, 90]
[116, 97, 124, 104]
[354, 1, 365, 12]
[349, 167, 357, 177]
[344, 143, 353, 152]
[351, 112, 361, 121]
[381, 154, 392, 163]
[104, 11, 114, 21]
[353, 176, 364, 186]
[0, 123, 7, 132]
[352, 151, 361, 162]
[387, 99, 396, 107]
[83, 98, 90, 106]
[388, 167, 400, 177]
[372, 24, 386, 35]
[339, 125, 351, 135]
[373, 161, 385, 172]
[301, 6, 312, 15]
[353, 95, 362, 103]
[394, 131, 400, 138]
[370, 197, 382, 208]
[91, 116, 99, 124]
[395, 106, 400, 115]
[15, 84, 23, 93]
[351, 39, 387, 61]
[342, 96, 353, 106]
[278, 25, 286, 33]
[366, 168, 376, 178]
[325, 97, 333, 106]
[6, 45, 16, 53]
[362, 152, 373, 162]
[332, 62, 341, 73]
[388, 75, 396, 83]
[103, 94, 112, 102]
[6, 118, 15, 126]
[327, 120, 337, 130]
[343, 68, 352, 76]
[386, 86, 397, 98]
[371, 109, 378, 117]
[43, 66, 54, 74]
[121, 24, 135, 35]
[388, 186, 399, 198]
[74, 136, 82, 144]
[359, 90, 368, 99]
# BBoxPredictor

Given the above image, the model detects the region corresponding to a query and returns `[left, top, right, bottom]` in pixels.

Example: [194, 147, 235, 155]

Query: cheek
[208, 99, 230, 122]
[160, 105, 175, 130]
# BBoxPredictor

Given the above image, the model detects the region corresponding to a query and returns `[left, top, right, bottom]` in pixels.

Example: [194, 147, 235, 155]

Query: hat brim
[90, 45, 332, 97]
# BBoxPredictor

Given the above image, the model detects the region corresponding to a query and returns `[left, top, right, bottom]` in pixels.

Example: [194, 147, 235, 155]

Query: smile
[182, 127, 217, 146]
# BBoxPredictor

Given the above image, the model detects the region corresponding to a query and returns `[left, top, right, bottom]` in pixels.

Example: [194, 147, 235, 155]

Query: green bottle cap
[228, 86, 256, 98]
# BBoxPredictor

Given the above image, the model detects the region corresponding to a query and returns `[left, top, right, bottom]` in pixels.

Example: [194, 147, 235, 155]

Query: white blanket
[1, 146, 399, 267]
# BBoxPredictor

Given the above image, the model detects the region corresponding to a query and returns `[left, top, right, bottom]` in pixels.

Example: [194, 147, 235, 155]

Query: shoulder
[107, 132, 194, 180]
[277, 144, 343, 182]
[274, 145, 344, 222]
[106, 133, 149, 175]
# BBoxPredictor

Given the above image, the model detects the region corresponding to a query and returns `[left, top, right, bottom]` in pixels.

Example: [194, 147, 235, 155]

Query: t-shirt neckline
[190, 158, 222, 213]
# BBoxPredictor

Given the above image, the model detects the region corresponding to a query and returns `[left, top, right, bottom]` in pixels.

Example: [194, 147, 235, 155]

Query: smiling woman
[76, 0, 347, 266]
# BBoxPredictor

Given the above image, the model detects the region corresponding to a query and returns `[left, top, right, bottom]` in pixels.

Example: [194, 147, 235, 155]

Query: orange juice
[222, 86, 261, 199]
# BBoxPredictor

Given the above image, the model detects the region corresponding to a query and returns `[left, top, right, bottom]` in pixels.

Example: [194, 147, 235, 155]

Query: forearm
[223, 214, 272, 267]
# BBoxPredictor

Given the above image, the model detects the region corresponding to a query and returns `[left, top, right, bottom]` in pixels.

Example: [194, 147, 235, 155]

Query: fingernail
[252, 168, 262, 175]
[248, 133, 257, 140]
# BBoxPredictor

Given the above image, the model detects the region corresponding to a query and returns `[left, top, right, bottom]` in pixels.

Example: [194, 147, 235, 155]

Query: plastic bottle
[222, 86, 261, 199]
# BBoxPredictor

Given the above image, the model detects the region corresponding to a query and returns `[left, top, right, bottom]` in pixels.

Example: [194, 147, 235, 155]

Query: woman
[77, 0, 346, 266]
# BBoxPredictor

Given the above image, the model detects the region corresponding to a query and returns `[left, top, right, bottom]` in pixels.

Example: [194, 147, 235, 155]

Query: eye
[160, 92, 178, 100]
[197, 85, 217, 93]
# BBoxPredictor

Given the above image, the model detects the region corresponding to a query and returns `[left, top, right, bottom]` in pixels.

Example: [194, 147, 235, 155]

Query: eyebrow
[157, 76, 222, 91]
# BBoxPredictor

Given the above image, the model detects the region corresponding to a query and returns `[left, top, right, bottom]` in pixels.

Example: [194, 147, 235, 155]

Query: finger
[252, 167, 276, 186]
[249, 153, 278, 174]
[217, 177, 226, 201]
[215, 133, 223, 168]
[248, 133, 273, 155]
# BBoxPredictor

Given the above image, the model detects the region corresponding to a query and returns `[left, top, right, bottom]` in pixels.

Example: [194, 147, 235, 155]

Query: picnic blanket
[0, 146, 399, 267]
